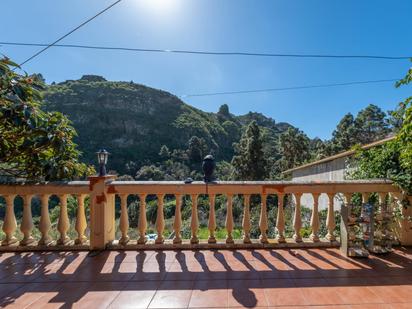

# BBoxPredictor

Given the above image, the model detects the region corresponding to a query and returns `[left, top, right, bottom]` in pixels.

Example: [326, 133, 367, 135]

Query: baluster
[378, 192, 387, 212]
[389, 191, 402, 221]
[378, 192, 386, 204]
[75, 194, 87, 245]
[119, 194, 129, 245]
[362, 193, 370, 204]
[388, 193, 397, 214]
[173, 194, 182, 244]
[226, 194, 234, 244]
[293, 193, 303, 242]
[155, 194, 165, 244]
[326, 193, 336, 241]
[1, 195, 17, 246]
[377, 192, 387, 230]
[276, 193, 286, 243]
[344, 193, 354, 227]
[138, 194, 147, 244]
[190, 194, 199, 244]
[57, 194, 70, 245]
[242, 194, 251, 244]
[344, 193, 353, 209]
[208, 194, 216, 243]
[259, 194, 268, 243]
[310, 193, 320, 242]
[39, 194, 52, 246]
[20, 195, 34, 246]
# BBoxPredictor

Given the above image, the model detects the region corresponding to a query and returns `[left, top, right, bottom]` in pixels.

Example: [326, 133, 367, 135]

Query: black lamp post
[202, 154, 215, 183]
[96, 149, 109, 176]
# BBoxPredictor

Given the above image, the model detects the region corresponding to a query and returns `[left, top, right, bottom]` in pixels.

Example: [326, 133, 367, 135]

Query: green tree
[135, 165, 165, 180]
[277, 127, 311, 171]
[330, 105, 390, 155]
[187, 136, 207, 165]
[330, 113, 357, 152]
[231, 121, 268, 180]
[222, 120, 240, 141]
[159, 145, 171, 160]
[215, 160, 234, 180]
[0, 57, 93, 181]
[309, 137, 328, 160]
[354, 104, 390, 145]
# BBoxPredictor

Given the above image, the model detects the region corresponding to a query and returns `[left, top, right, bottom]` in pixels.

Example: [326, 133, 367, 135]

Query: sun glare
[141, 0, 178, 15]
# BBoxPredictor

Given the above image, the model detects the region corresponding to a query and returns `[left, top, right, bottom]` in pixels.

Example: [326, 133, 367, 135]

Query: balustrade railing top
[109, 179, 397, 194]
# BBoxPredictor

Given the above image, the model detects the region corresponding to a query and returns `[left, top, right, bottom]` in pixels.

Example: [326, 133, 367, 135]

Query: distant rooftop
[283, 135, 396, 174]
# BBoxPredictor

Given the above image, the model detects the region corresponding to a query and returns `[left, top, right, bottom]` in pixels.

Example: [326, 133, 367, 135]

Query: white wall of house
[291, 156, 349, 210]
[291, 157, 347, 181]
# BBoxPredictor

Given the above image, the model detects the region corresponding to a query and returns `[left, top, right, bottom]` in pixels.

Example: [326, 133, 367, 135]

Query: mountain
[43, 75, 294, 175]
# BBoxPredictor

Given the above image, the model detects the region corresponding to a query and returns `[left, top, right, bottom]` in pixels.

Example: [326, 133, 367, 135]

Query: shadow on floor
[0, 247, 411, 308]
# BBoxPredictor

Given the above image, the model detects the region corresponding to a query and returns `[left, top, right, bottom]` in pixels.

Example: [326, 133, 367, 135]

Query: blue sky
[1, 0, 411, 139]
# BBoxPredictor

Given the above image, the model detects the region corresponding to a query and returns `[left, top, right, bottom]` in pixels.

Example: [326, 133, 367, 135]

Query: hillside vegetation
[43, 75, 294, 178]
[42, 74, 398, 182]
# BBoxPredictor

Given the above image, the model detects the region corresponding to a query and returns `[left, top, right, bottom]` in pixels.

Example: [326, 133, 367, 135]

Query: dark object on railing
[184, 177, 193, 184]
[202, 154, 215, 183]
[96, 149, 109, 176]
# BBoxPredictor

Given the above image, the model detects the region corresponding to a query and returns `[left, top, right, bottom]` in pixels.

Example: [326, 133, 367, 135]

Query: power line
[180, 78, 399, 98]
[2, 41, 411, 61]
[17, 0, 122, 67]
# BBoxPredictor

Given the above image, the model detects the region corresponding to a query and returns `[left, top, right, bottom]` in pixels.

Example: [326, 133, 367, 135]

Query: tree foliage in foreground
[0, 57, 93, 181]
[350, 62, 412, 194]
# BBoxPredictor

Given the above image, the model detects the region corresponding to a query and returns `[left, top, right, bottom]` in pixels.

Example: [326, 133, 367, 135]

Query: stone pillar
[208, 194, 217, 244]
[88, 175, 117, 250]
[119, 194, 130, 245]
[259, 194, 268, 244]
[310, 193, 320, 242]
[38, 194, 52, 246]
[293, 193, 303, 243]
[173, 194, 183, 244]
[326, 193, 336, 241]
[242, 194, 251, 244]
[1, 195, 17, 246]
[75, 194, 88, 245]
[276, 193, 286, 243]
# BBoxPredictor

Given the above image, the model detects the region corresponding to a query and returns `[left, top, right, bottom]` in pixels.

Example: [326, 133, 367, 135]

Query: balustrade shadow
[0, 248, 411, 308]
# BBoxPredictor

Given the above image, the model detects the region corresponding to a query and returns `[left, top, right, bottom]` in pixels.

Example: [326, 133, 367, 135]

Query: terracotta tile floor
[0, 247, 412, 308]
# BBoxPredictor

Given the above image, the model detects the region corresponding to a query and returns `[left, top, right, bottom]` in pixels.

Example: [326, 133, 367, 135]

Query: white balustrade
[20, 195, 34, 246]
[310, 193, 320, 242]
[1, 195, 17, 246]
[190, 194, 199, 244]
[225, 194, 234, 244]
[259, 194, 268, 243]
[155, 194, 165, 244]
[39, 194, 52, 246]
[276, 194, 286, 243]
[242, 194, 251, 244]
[119, 194, 129, 245]
[173, 194, 182, 244]
[208, 194, 217, 243]
[0, 180, 405, 250]
[293, 193, 303, 242]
